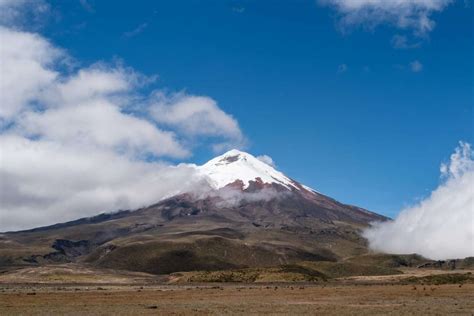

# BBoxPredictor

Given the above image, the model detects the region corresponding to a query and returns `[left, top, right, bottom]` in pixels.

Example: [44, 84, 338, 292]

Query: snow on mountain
[197, 149, 316, 193]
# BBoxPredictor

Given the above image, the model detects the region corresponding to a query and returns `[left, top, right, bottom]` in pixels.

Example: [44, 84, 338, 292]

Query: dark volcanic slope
[0, 185, 386, 274]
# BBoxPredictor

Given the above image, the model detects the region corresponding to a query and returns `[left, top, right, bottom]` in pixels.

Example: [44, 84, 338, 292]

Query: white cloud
[0, 30, 187, 158]
[391, 34, 421, 49]
[209, 187, 288, 208]
[363, 142, 474, 260]
[123, 22, 148, 38]
[320, 0, 453, 35]
[0, 26, 60, 121]
[17, 100, 188, 159]
[0, 0, 49, 27]
[0, 134, 208, 231]
[149, 92, 244, 148]
[440, 142, 472, 178]
[0, 3, 245, 231]
[0, 0, 26, 24]
[410, 60, 423, 72]
[42, 66, 133, 107]
[257, 155, 276, 167]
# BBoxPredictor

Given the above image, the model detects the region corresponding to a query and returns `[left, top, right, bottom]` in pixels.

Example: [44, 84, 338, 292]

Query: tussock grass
[404, 273, 474, 285]
[172, 265, 328, 283]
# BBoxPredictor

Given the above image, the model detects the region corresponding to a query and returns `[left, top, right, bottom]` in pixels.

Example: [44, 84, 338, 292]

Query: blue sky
[0, 0, 472, 228]
[44, 0, 472, 217]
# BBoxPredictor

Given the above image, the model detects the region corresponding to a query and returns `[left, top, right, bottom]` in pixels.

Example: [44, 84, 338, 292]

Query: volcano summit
[0, 150, 387, 274]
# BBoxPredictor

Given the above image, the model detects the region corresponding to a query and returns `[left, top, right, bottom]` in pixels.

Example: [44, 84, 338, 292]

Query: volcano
[0, 150, 387, 274]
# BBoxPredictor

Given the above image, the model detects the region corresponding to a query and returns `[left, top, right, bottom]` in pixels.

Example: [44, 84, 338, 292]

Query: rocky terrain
[1, 150, 473, 315]
[0, 150, 390, 275]
[1, 268, 473, 315]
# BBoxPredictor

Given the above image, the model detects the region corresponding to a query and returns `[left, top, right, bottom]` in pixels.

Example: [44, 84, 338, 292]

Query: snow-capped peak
[197, 149, 312, 192]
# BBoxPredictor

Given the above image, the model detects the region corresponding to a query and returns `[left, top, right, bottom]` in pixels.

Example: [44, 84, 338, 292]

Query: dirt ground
[1, 283, 473, 315]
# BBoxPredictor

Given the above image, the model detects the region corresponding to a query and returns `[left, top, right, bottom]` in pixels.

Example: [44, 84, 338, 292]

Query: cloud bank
[364, 142, 474, 260]
[0, 2, 244, 231]
[320, 0, 453, 35]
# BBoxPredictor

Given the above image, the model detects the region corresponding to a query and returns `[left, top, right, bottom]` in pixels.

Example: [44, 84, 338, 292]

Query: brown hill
[0, 184, 387, 275]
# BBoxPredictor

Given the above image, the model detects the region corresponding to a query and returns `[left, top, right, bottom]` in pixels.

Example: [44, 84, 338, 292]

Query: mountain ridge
[0, 149, 388, 274]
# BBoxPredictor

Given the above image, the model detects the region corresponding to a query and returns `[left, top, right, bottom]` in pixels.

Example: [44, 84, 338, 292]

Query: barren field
[1, 264, 473, 315]
[0, 282, 473, 315]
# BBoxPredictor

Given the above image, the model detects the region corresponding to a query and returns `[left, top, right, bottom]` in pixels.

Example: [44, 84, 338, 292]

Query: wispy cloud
[391, 34, 421, 49]
[79, 0, 95, 13]
[364, 142, 474, 260]
[410, 60, 423, 72]
[209, 187, 288, 208]
[123, 22, 148, 38]
[232, 6, 245, 13]
[393, 60, 424, 73]
[319, 0, 453, 36]
[257, 155, 276, 168]
[0, 0, 50, 28]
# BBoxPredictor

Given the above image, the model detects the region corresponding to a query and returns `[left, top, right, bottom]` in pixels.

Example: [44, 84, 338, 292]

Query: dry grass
[0, 264, 163, 285]
[1, 283, 473, 315]
[171, 265, 327, 283]
[403, 272, 474, 285]
[1, 264, 473, 315]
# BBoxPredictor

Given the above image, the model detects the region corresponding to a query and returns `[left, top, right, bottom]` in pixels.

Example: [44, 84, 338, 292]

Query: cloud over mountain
[0, 1, 244, 231]
[364, 142, 474, 260]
